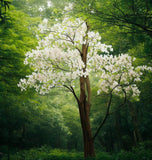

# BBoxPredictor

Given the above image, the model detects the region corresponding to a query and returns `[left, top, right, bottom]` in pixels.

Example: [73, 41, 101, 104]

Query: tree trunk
[77, 22, 95, 157]
[114, 110, 122, 152]
[78, 76, 95, 158]
[78, 102, 95, 157]
[128, 102, 142, 145]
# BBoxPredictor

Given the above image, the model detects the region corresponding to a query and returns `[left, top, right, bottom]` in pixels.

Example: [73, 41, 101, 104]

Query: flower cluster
[64, 3, 73, 11]
[92, 54, 152, 101]
[18, 16, 152, 100]
[18, 16, 112, 94]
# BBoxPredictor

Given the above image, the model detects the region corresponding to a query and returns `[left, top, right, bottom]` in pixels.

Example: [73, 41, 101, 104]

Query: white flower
[18, 16, 152, 101]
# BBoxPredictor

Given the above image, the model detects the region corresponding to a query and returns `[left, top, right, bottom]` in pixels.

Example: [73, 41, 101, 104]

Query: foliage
[1, 143, 152, 160]
[0, 3, 39, 154]
[12, 0, 69, 20]
[71, 0, 152, 37]
[117, 142, 152, 160]
[1, 147, 84, 160]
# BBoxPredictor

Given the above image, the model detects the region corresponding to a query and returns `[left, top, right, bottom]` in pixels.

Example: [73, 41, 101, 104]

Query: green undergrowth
[1, 142, 152, 160]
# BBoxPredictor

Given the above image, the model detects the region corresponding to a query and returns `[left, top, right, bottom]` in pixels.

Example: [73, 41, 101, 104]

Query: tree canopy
[0, 0, 152, 159]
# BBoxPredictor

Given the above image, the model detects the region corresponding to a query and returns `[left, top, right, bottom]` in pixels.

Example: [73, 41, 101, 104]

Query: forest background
[0, 0, 152, 159]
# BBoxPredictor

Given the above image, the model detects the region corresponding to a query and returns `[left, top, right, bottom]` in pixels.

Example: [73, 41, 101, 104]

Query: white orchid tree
[18, 15, 152, 157]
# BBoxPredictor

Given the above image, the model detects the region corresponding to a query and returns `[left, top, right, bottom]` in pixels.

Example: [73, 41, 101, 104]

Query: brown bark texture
[78, 28, 96, 157]
[78, 76, 95, 158]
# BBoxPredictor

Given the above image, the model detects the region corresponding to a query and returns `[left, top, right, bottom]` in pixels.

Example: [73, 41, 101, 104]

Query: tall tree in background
[70, 0, 152, 37]
[0, 0, 11, 23]
[96, 0, 152, 37]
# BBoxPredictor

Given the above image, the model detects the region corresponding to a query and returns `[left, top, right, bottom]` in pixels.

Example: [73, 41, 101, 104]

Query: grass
[1, 142, 152, 160]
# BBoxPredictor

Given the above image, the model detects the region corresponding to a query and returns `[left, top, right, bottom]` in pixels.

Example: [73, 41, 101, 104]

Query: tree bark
[73, 21, 95, 157]
[78, 76, 95, 158]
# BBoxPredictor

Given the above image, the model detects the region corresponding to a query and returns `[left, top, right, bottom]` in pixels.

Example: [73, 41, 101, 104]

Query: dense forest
[0, 0, 152, 159]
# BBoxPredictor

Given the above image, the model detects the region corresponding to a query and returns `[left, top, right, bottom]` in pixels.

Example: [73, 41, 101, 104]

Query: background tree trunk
[128, 102, 143, 145]
[114, 110, 122, 152]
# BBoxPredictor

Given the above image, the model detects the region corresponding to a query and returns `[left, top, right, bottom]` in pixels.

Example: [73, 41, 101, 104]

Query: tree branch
[63, 85, 79, 104]
[109, 89, 127, 115]
[93, 85, 128, 141]
[70, 85, 80, 104]
[93, 93, 113, 140]
[64, 33, 82, 55]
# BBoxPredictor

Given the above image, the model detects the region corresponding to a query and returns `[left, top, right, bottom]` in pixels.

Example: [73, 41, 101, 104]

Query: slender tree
[18, 11, 152, 157]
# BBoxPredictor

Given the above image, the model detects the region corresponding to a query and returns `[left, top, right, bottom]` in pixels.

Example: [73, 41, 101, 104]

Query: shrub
[1, 142, 152, 160]
[96, 152, 115, 160]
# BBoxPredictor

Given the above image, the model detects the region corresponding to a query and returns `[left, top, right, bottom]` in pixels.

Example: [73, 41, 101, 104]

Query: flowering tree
[18, 16, 152, 157]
